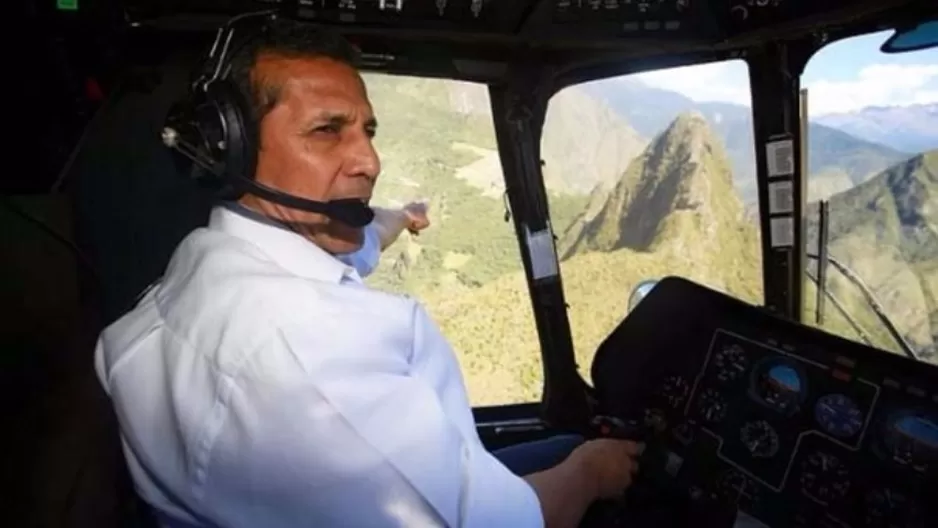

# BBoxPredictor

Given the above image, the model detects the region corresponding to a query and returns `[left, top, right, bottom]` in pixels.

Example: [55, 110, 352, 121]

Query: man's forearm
[523, 455, 598, 528]
[370, 206, 410, 250]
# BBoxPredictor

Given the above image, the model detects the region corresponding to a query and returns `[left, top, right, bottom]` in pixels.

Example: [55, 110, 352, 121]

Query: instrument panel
[122, 0, 906, 47]
[591, 277, 936, 527]
[268, 0, 507, 31]
[552, 0, 700, 36]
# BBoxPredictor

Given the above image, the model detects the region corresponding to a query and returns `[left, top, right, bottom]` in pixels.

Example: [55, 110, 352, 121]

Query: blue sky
[630, 30, 938, 115]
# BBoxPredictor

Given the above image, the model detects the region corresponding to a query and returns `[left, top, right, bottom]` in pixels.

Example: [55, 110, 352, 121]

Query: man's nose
[345, 133, 381, 181]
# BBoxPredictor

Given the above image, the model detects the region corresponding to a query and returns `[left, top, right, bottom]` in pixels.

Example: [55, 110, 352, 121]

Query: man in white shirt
[95, 17, 641, 528]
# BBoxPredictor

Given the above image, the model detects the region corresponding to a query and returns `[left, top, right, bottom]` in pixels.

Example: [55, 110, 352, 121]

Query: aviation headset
[161, 10, 375, 228]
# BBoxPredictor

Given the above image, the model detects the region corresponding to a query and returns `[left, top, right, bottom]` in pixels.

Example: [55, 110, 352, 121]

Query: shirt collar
[209, 202, 361, 284]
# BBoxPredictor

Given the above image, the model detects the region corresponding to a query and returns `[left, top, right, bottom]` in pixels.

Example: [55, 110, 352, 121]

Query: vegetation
[805, 149, 938, 358]
[361, 73, 938, 406]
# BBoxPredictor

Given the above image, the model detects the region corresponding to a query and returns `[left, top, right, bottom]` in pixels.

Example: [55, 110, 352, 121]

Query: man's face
[247, 54, 380, 255]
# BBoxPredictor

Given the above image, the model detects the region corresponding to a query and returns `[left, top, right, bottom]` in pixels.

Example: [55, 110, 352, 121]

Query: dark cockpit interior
[7, 1, 938, 527]
[587, 277, 938, 527]
[115, 0, 928, 46]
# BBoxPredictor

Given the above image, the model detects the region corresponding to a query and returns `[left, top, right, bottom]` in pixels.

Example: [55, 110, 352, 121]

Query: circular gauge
[799, 451, 851, 504]
[750, 358, 806, 415]
[658, 374, 690, 409]
[864, 488, 924, 528]
[814, 394, 864, 439]
[713, 344, 749, 382]
[740, 420, 780, 458]
[715, 469, 761, 507]
[881, 411, 938, 468]
[673, 421, 696, 445]
[696, 388, 728, 423]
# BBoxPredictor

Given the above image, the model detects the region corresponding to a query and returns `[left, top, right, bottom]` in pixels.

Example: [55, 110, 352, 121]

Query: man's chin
[326, 223, 365, 253]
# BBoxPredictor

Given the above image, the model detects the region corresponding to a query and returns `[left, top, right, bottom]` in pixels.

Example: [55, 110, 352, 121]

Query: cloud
[628, 61, 938, 115]
[631, 61, 752, 106]
[804, 63, 938, 115]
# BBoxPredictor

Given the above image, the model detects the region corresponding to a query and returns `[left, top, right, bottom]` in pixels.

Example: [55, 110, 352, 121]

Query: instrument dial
[750, 358, 805, 415]
[864, 488, 924, 528]
[740, 420, 780, 458]
[814, 394, 864, 439]
[715, 469, 761, 508]
[658, 374, 690, 409]
[799, 451, 850, 504]
[673, 421, 696, 445]
[882, 411, 938, 469]
[713, 343, 749, 382]
[696, 388, 728, 423]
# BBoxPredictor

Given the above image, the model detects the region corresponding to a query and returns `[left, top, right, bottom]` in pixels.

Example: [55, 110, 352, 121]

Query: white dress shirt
[95, 204, 543, 528]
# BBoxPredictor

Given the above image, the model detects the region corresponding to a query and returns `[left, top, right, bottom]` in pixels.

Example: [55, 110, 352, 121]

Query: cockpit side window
[361, 73, 544, 405]
[801, 32, 938, 364]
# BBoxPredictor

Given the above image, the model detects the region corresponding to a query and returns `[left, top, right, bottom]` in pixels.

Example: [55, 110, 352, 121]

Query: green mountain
[581, 79, 911, 203]
[419, 119, 937, 405]
[805, 149, 938, 358]
[358, 72, 938, 405]
[413, 112, 769, 403]
[557, 111, 762, 294]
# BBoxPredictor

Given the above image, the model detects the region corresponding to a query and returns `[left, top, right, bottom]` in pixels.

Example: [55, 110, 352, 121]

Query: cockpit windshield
[358, 29, 936, 407]
[802, 31, 938, 363]
[542, 29, 938, 378]
[542, 57, 765, 383]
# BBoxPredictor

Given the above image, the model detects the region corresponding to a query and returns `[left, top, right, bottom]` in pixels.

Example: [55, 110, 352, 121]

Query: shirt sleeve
[337, 221, 381, 278]
[197, 302, 544, 528]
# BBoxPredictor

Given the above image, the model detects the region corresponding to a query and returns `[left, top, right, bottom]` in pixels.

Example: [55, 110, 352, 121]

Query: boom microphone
[161, 125, 375, 228]
[243, 178, 375, 228]
[160, 11, 376, 230]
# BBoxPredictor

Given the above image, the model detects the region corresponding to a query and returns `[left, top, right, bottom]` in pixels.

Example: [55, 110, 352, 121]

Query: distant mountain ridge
[815, 103, 938, 154]
[541, 87, 647, 194]
[579, 78, 910, 202]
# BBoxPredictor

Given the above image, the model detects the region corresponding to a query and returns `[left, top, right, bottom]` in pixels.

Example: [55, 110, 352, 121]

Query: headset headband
[162, 10, 377, 229]
[193, 10, 278, 94]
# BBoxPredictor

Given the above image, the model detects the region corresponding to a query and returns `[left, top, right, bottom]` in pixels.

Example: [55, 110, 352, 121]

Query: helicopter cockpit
[6, 1, 938, 527]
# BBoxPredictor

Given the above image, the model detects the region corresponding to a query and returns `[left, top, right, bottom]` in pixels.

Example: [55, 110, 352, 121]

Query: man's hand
[569, 438, 643, 499]
[401, 202, 430, 236]
[523, 438, 643, 528]
[371, 202, 431, 251]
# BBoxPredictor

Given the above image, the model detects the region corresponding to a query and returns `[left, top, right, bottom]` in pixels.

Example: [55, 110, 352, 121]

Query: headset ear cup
[164, 95, 217, 186]
[206, 80, 259, 199]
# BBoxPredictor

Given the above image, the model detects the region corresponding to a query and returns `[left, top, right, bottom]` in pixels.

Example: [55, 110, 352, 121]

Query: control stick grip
[591, 415, 648, 442]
